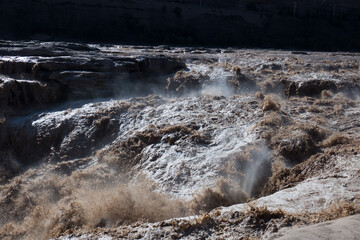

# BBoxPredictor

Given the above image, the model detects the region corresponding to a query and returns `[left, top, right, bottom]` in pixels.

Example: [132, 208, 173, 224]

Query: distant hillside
[1, 0, 360, 50]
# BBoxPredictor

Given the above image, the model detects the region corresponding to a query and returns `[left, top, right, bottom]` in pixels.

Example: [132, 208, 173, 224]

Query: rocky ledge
[0, 41, 185, 116]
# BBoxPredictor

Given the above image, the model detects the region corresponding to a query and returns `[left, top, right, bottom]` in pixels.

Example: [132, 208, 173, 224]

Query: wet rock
[166, 70, 209, 96]
[258, 63, 282, 71]
[291, 51, 309, 55]
[297, 80, 337, 96]
[0, 42, 185, 116]
[0, 154, 22, 184]
[0, 101, 131, 166]
[0, 41, 97, 56]
[0, 79, 64, 115]
[0, 61, 36, 75]
[283, 79, 338, 97]
[276, 133, 316, 164]
[138, 57, 186, 74]
[43, 71, 115, 99]
[227, 69, 257, 93]
[270, 125, 326, 165]
[271, 214, 360, 240]
[0, 121, 38, 168]
[0, 46, 57, 57]
[98, 129, 163, 172]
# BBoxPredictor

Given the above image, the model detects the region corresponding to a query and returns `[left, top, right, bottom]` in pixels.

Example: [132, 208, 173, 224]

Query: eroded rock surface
[270, 214, 360, 240]
[0, 41, 185, 116]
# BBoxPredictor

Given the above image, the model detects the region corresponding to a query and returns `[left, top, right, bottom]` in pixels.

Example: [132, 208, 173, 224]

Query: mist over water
[0, 62, 267, 240]
[1, 35, 360, 240]
[3, 45, 358, 239]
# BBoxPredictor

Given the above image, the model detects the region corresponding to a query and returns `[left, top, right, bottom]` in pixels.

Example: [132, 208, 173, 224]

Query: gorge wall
[1, 0, 360, 50]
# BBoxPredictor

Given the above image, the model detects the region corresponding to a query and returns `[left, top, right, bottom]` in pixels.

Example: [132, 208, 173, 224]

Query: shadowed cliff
[1, 0, 360, 51]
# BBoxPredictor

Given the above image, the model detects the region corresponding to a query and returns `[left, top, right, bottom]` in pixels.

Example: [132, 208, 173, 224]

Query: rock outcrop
[0, 41, 185, 116]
